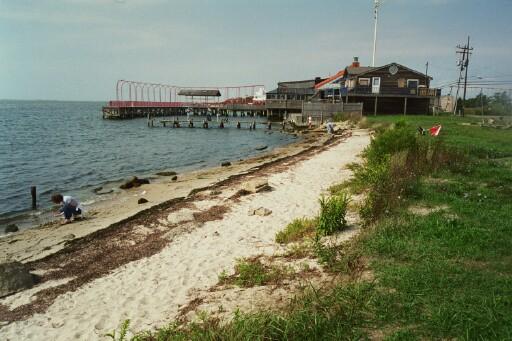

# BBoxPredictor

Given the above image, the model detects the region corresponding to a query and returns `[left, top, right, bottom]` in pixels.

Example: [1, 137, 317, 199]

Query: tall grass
[352, 121, 470, 224]
[275, 217, 317, 244]
[317, 193, 349, 236]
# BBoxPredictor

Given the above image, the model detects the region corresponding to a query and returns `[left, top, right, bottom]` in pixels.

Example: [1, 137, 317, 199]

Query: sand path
[0, 129, 370, 340]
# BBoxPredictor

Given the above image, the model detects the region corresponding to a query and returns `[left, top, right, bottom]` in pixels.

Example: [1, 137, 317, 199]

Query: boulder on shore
[4, 224, 19, 233]
[120, 176, 150, 189]
[242, 179, 272, 194]
[171, 175, 178, 181]
[248, 207, 272, 216]
[138, 198, 149, 204]
[0, 262, 34, 298]
[221, 162, 231, 167]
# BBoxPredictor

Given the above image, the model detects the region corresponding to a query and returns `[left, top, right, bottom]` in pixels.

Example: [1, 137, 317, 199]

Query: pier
[102, 80, 364, 121]
[155, 118, 273, 130]
[102, 80, 267, 119]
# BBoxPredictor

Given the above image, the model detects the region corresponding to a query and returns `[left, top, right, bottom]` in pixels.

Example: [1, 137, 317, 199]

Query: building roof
[347, 63, 433, 80]
[278, 79, 319, 89]
[345, 66, 378, 76]
[178, 89, 221, 97]
[267, 87, 315, 95]
[315, 70, 345, 89]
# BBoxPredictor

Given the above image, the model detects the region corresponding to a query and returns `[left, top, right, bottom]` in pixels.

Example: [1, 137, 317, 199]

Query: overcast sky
[1, 0, 511, 101]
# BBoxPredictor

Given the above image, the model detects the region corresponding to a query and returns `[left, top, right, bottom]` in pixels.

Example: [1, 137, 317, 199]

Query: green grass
[108, 115, 512, 340]
[365, 115, 512, 158]
[317, 192, 350, 236]
[275, 217, 317, 244]
[219, 257, 293, 288]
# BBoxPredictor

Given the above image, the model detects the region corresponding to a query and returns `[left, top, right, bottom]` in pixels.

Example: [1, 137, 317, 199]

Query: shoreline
[0, 129, 299, 234]
[0, 129, 319, 263]
[0, 126, 371, 340]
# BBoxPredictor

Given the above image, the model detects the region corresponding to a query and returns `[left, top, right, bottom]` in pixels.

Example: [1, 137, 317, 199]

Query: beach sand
[0, 128, 370, 340]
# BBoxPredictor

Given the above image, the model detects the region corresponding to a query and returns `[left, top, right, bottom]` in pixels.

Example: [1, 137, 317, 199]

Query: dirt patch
[193, 205, 230, 224]
[408, 204, 450, 216]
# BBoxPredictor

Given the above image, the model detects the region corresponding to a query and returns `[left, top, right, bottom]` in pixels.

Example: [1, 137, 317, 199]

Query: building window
[359, 78, 370, 86]
[407, 79, 419, 88]
[398, 78, 406, 88]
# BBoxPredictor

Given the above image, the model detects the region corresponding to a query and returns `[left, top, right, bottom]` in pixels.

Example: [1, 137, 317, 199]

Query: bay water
[0, 100, 295, 231]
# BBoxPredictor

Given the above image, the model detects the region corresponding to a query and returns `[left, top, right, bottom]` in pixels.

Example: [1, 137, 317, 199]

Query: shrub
[354, 123, 470, 224]
[275, 217, 317, 244]
[362, 122, 417, 166]
[223, 258, 293, 288]
[317, 192, 349, 236]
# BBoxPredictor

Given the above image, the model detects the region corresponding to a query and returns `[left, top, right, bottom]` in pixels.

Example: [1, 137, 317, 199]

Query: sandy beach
[0, 128, 370, 340]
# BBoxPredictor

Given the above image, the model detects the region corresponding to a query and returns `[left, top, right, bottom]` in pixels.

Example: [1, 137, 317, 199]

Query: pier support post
[31, 186, 37, 210]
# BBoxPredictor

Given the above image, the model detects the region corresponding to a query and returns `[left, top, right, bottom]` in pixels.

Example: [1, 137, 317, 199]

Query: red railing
[106, 100, 266, 108]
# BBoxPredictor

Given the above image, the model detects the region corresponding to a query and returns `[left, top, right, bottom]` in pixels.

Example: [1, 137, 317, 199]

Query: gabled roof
[349, 63, 433, 80]
[345, 66, 377, 76]
[278, 79, 318, 89]
[314, 70, 345, 89]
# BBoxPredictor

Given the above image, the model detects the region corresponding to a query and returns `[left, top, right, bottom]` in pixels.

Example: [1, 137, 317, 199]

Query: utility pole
[425, 61, 429, 87]
[480, 88, 484, 118]
[372, 0, 380, 67]
[455, 36, 473, 116]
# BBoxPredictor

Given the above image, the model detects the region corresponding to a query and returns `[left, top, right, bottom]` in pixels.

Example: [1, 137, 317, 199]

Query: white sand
[0, 130, 370, 341]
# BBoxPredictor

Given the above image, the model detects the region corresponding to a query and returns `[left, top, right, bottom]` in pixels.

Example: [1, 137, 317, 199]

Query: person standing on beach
[51, 193, 82, 224]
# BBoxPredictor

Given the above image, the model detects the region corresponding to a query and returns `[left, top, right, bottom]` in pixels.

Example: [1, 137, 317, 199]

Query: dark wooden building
[339, 58, 440, 115]
[265, 77, 325, 118]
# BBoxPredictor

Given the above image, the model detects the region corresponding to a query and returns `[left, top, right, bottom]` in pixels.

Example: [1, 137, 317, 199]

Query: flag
[429, 125, 442, 136]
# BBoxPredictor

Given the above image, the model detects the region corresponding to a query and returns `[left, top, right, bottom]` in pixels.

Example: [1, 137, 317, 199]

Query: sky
[1, 0, 511, 101]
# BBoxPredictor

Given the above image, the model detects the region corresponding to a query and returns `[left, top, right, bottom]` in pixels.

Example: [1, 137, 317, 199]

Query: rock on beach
[120, 176, 150, 189]
[0, 262, 34, 298]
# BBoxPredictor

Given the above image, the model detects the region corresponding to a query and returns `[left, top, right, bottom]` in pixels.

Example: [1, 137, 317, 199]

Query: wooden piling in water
[31, 186, 37, 210]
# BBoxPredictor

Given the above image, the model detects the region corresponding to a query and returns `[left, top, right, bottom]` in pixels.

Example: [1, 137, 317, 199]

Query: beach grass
[275, 217, 317, 244]
[218, 257, 293, 288]
[108, 115, 512, 340]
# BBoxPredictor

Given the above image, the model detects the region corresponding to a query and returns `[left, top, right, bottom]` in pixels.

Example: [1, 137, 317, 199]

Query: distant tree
[462, 91, 511, 116]
[489, 91, 512, 116]
[463, 93, 489, 108]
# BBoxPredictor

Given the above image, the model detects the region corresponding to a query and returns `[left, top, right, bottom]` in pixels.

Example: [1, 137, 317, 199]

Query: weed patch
[219, 257, 293, 288]
[275, 217, 317, 244]
[317, 192, 349, 236]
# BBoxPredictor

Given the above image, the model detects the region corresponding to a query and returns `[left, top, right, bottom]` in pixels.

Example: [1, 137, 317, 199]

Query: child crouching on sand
[51, 193, 82, 224]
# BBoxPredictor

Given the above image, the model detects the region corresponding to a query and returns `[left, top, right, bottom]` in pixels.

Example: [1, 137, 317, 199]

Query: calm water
[0, 100, 295, 228]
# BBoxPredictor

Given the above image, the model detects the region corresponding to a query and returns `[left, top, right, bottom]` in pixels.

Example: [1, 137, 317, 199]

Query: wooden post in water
[31, 186, 37, 210]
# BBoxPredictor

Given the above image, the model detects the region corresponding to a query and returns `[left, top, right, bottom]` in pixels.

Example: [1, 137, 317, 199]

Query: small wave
[81, 199, 96, 206]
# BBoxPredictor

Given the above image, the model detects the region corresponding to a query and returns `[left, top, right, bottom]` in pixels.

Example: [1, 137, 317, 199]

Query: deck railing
[341, 87, 441, 97]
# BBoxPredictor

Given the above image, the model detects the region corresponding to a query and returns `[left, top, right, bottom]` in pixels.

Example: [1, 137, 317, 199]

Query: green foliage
[220, 258, 292, 288]
[218, 269, 228, 283]
[462, 91, 511, 115]
[362, 121, 417, 166]
[352, 121, 471, 224]
[117, 283, 376, 341]
[106, 319, 131, 341]
[366, 115, 512, 158]
[105, 116, 512, 340]
[234, 258, 268, 287]
[275, 217, 317, 244]
[317, 192, 349, 236]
